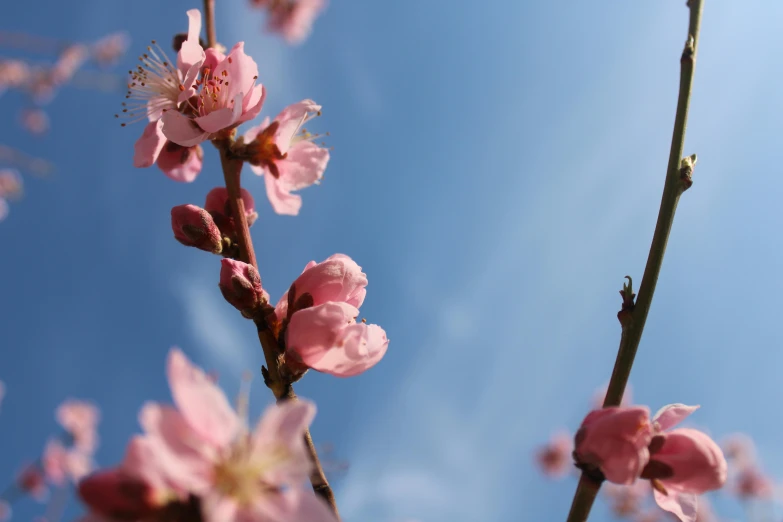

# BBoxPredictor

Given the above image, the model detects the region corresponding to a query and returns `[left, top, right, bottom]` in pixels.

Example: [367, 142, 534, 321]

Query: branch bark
[565, 1, 705, 520]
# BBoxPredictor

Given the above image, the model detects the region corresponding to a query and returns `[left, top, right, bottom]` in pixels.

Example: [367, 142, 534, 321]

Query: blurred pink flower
[50, 45, 90, 86]
[0, 169, 23, 199]
[56, 399, 100, 454]
[160, 40, 265, 147]
[573, 406, 653, 485]
[277, 255, 388, 377]
[244, 100, 329, 215]
[20, 108, 50, 135]
[721, 433, 756, 470]
[258, 0, 327, 45]
[131, 348, 338, 522]
[535, 431, 573, 478]
[733, 466, 774, 500]
[91, 32, 130, 68]
[0, 500, 9, 521]
[43, 439, 93, 485]
[0, 59, 31, 95]
[17, 463, 48, 502]
[592, 382, 633, 409]
[604, 481, 651, 518]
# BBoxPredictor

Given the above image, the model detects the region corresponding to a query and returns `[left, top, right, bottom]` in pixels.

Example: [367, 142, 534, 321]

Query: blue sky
[2, 1, 783, 521]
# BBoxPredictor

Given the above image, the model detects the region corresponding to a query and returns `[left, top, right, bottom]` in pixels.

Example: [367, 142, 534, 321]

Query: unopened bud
[204, 187, 258, 234]
[171, 204, 223, 254]
[78, 468, 160, 520]
[219, 259, 268, 317]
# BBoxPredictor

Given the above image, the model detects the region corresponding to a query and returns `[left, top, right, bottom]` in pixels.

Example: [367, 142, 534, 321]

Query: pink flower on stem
[276, 255, 388, 377]
[259, 0, 327, 45]
[123, 10, 207, 182]
[573, 406, 654, 485]
[733, 466, 773, 500]
[160, 41, 265, 147]
[171, 204, 223, 254]
[132, 348, 338, 522]
[535, 431, 573, 478]
[243, 100, 329, 215]
[641, 404, 727, 522]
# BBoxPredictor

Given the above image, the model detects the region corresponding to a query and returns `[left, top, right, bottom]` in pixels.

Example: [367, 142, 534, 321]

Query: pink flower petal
[653, 487, 698, 522]
[278, 141, 329, 189]
[156, 143, 203, 182]
[161, 110, 209, 147]
[133, 121, 166, 168]
[177, 10, 206, 73]
[273, 100, 321, 155]
[244, 117, 271, 143]
[653, 404, 700, 432]
[253, 489, 337, 522]
[166, 348, 239, 448]
[193, 103, 239, 133]
[215, 42, 258, 107]
[264, 171, 303, 215]
[238, 84, 266, 125]
[251, 401, 315, 485]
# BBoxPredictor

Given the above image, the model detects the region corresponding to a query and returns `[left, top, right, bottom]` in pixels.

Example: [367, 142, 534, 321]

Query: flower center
[211, 440, 288, 506]
[116, 41, 183, 126]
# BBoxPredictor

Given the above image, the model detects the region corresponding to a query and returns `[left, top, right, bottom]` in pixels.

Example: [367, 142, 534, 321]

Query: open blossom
[641, 404, 727, 522]
[535, 431, 573, 478]
[276, 255, 388, 377]
[573, 406, 654, 485]
[243, 100, 329, 215]
[160, 39, 265, 147]
[254, 0, 327, 45]
[124, 10, 207, 181]
[143, 349, 336, 521]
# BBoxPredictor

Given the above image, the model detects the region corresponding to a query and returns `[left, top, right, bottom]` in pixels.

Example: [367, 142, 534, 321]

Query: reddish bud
[219, 259, 268, 317]
[204, 187, 258, 233]
[171, 204, 223, 254]
[78, 468, 161, 520]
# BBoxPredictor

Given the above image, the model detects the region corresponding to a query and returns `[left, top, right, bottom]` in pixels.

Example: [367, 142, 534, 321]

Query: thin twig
[203, 0, 217, 49]
[565, 1, 705, 520]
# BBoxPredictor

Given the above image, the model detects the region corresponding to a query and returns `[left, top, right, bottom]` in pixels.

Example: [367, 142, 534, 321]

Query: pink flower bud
[219, 259, 267, 316]
[573, 406, 653, 485]
[78, 468, 160, 520]
[205, 187, 258, 231]
[171, 204, 223, 254]
[276, 254, 368, 320]
[286, 301, 389, 377]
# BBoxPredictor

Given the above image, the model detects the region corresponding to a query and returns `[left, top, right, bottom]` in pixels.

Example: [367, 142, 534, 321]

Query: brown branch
[565, 1, 705, 520]
[203, 0, 217, 50]
[215, 140, 341, 520]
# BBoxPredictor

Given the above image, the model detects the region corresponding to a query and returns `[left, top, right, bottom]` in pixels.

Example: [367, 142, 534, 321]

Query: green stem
[566, 1, 705, 520]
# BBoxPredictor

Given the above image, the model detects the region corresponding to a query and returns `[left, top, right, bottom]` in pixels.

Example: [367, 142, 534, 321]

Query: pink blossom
[91, 32, 130, 68]
[262, 0, 327, 45]
[640, 406, 727, 522]
[160, 41, 265, 147]
[43, 439, 93, 485]
[275, 254, 367, 321]
[133, 348, 338, 522]
[721, 433, 756, 470]
[0, 59, 31, 95]
[219, 259, 269, 316]
[604, 481, 651, 518]
[56, 399, 100, 454]
[171, 204, 223, 253]
[205, 187, 258, 234]
[573, 406, 653, 485]
[124, 10, 207, 181]
[535, 431, 573, 478]
[50, 45, 90, 86]
[244, 100, 329, 215]
[286, 301, 389, 377]
[20, 108, 50, 135]
[733, 466, 773, 500]
[277, 254, 388, 377]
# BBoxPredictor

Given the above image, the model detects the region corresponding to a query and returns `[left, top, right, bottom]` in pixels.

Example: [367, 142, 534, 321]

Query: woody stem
[565, 1, 705, 521]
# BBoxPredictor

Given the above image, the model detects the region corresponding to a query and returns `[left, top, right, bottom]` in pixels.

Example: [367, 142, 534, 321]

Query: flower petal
[156, 143, 203, 182]
[264, 171, 303, 215]
[653, 404, 700, 432]
[166, 348, 239, 448]
[161, 111, 209, 147]
[653, 487, 698, 522]
[133, 121, 166, 168]
[278, 141, 329, 190]
[177, 10, 205, 73]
